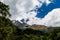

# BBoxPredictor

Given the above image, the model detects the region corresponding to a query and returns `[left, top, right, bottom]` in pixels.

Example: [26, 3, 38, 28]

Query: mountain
[30, 25, 60, 32]
[12, 20, 28, 29]
[12, 19, 60, 32]
[12, 20, 47, 30]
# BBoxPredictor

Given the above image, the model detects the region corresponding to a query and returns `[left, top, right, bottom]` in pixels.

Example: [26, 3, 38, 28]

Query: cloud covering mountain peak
[1, 0, 60, 27]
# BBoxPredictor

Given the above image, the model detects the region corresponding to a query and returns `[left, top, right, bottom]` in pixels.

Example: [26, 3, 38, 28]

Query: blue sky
[36, 0, 60, 18]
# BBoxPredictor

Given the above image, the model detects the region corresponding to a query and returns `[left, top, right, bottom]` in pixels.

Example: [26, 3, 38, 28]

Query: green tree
[0, 2, 16, 40]
[0, 1, 11, 17]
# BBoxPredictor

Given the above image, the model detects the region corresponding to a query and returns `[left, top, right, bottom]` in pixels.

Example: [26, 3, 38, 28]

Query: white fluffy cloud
[43, 8, 60, 27]
[27, 8, 60, 27]
[1, 0, 60, 27]
[1, 0, 43, 20]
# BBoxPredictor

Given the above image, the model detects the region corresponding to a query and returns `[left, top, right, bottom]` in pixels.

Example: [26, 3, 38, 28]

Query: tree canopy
[0, 1, 11, 17]
[0, 2, 16, 40]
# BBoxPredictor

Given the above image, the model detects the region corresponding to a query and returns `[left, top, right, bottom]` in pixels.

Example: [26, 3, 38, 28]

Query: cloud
[43, 8, 60, 27]
[1, 0, 60, 27]
[27, 8, 60, 27]
[1, 0, 43, 19]
[45, 0, 52, 5]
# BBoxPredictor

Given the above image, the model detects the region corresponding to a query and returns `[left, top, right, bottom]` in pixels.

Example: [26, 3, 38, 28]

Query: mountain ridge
[12, 20, 60, 32]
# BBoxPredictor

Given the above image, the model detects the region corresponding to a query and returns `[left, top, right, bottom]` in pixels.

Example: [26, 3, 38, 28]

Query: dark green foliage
[0, 2, 16, 40]
[0, 1, 11, 17]
[12, 28, 60, 40]
[0, 13, 16, 40]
